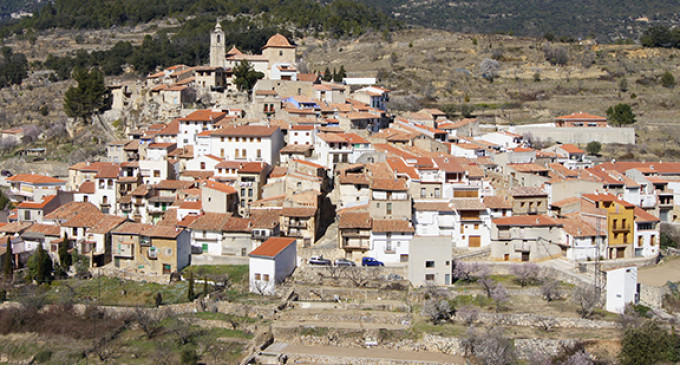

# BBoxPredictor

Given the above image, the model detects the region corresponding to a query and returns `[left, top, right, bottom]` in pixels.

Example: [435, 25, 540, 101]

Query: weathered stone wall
[639, 283, 670, 308]
[290, 285, 409, 302]
[93, 266, 170, 284]
[507, 125, 635, 144]
[455, 312, 619, 330]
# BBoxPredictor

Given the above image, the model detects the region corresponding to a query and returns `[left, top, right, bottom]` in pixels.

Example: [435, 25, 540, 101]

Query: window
[420, 188, 426, 198]
[154, 170, 161, 178]
[263, 274, 270, 281]
[220, 149, 225, 158]
[221, 137, 225, 142]
[257, 149, 261, 158]
[248, 189, 253, 197]
[200, 162, 206, 170]
[425, 261, 435, 268]
[425, 274, 435, 281]
[24, 210, 30, 220]
[279, 51, 283, 56]
[235, 149, 240, 158]
[434, 188, 441, 198]
[386, 202, 392, 214]
[242, 149, 247, 158]
[474, 224, 479, 230]
[254, 273, 261, 280]
[165, 248, 172, 256]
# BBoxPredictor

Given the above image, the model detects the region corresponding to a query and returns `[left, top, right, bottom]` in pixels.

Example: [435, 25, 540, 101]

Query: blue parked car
[362, 257, 384, 267]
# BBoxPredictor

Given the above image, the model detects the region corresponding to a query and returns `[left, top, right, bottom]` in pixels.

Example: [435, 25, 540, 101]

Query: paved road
[279, 343, 466, 364]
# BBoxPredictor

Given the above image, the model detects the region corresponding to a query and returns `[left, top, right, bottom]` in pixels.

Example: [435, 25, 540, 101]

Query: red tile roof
[262, 33, 295, 49]
[181, 109, 227, 122]
[18, 195, 56, 209]
[203, 180, 237, 194]
[249, 237, 296, 258]
[338, 212, 372, 229]
[6, 174, 65, 184]
[555, 112, 606, 121]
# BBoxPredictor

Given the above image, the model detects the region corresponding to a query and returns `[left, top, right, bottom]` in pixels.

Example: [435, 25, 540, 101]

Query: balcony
[251, 232, 269, 241]
[342, 239, 370, 249]
[612, 224, 631, 233]
[384, 249, 396, 254]
[140, 238, 151, 247]
[498, 231, 511, 240]
[288, 221, 307, 229]
[513, 242, 531, 252]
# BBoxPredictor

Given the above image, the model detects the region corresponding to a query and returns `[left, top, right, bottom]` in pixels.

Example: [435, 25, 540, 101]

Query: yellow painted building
[581, 194, 635, 259]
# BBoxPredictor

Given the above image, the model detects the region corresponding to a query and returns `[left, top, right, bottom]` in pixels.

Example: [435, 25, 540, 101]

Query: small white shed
[248, 237, 297, 295]
[605, 266, 638, 313]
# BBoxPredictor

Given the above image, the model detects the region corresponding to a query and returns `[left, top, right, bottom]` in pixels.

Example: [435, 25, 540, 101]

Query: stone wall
[506, 125, 635, 144]
[455, 312, 619, 330]
[639, 283, 670, 308]
[290, 285, 409, 302]
[94, 266, 170, 284]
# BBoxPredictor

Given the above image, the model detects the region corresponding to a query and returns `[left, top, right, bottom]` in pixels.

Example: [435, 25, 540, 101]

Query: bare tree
[490, 283, 509, 313]
[132, 307, 166, 339]
[479, 277, 496, 298]
[252, 279, 270, 295]
[510, 263, 540, 287]
[464, 327, 517, 365]
[457, 305, 479, 326]
[152, 340, 177, 365]
[344, 267, 370, 288]
[541, 279, 562, 302]
[91, 335, 115, 362]
[324, 265, 346, 280]
[452, 261, 478, 282]
[0, 137, 17, 151]
[544, 45, 569, 66]
[422, 299, 452, 324]
[538, 317, 556, 332]
[169, 318, 194, 345]
[479, 58, 500, 81]
[573, 287, 599, 319]
[21, 125, 41, 144]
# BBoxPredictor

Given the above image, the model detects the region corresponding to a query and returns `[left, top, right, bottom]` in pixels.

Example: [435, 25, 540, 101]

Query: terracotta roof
[0, 222, 32, 234]
[280, 207, 316, 217]
[24, 223, 61, 236]
[249, 237, 296, 258]
[298, 73, 319, 82]
[555, 112, 606, 121]
[511, 186, 548, 197]
[557, 216, 605, 237]
[44, 202, 100, 221]
[551, 196, 581, 208]
[239, 162, 268, 174]
[413, 201, 454, 212]
[509, 163, 549, 173]
[558, 144, 585, 154]
[6, 174, 65, 184]
[262, 33, 295, 49]
[370, 178, 407, 191]
[281, 144, 314, 153]
[189, 213, 232, 231]
[386, 157, 419, 180]
[179, 201, 202, 210]
[581, 193, 635, 208]
[493, 215, 560, 227]
[17, 195, 56, 209]
[130, 184, 151, 196]
[215, 160, 243, 169]
[211, 125, 278, 137]
[112, 222, 153, 235]
[292, 159, 325, 170]
[255, 89, 278, 96]
[634, 207, 660, 223]
[338, 212, 372, 229]
[143, 225, 183, 239]
[372, 219, 415, 233]
[181, 170, 215, 178]
[338, 173, 370, 185]
[452, 198, 486, 211]
[181, 109, 227, 122]
[203, 180, 237, 194]
[483, 196, 512, 209]
[156, 180, 194, 190]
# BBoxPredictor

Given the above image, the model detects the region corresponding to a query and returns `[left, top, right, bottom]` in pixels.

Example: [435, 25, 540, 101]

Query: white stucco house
[249, 237, 297, 295]
[605, 266, 638, 313]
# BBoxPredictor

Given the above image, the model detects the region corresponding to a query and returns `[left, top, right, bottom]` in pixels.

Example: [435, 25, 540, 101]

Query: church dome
[262, 33, 295, 49]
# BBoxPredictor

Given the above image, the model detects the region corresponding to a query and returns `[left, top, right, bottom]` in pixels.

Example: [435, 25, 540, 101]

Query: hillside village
[1, 24, 680, 364]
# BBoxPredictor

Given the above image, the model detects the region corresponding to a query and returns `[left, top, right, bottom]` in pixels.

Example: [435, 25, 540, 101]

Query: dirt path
[281, 343, 466, 364]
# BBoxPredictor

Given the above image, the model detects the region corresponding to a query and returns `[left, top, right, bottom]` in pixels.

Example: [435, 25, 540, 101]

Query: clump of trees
[233, 60, 264, 91]
[606, 103, 636, 126]
[0, 46, 28, 88]
[543, 45, 569, 65]
[586, 141, 602, 156]
[640, 25, 680, 48]
[619, 322, 680, 365]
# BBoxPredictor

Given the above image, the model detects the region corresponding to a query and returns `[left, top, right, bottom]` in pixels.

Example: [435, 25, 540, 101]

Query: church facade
[209, 22, 297, 81]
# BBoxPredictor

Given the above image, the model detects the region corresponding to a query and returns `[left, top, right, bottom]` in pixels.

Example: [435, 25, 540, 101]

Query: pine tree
[338, 65, 347, 81]
[3, 240, 13, 279]
[58, 236, 71, 268]
[29, 244, 53, 284]
[234, 60, 264, 91]
[322, 67, 332, 82]
[63, 67, 110, 123]
[187, 272, 195, 301]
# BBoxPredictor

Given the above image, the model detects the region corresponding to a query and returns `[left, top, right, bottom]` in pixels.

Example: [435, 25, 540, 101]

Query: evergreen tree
[338, 65, 347, 81]
[322, 67, 332, 82]
[58, 236, 71, 268]
[233, 60, 264, 91]
[606, 103, 636, 126]
[332, 67, 340, 82]
[203, 276, 210, 295]
[28, 244, 53, 284]
[661, 71, 675, 88]
[187, 272, 195, 301]
[3, 240, 13, 279]
[64, 67, 110, 123]
[155, 292, 163, 307]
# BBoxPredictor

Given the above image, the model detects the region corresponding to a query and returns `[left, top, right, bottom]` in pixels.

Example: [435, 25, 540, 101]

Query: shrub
[33, 350, 52, 363]
[586, 141, 602, 156]
[661, 71, 675, 88]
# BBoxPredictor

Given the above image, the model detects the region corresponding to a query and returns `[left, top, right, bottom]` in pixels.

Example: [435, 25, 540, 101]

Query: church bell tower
[210, 21, 225, 67]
